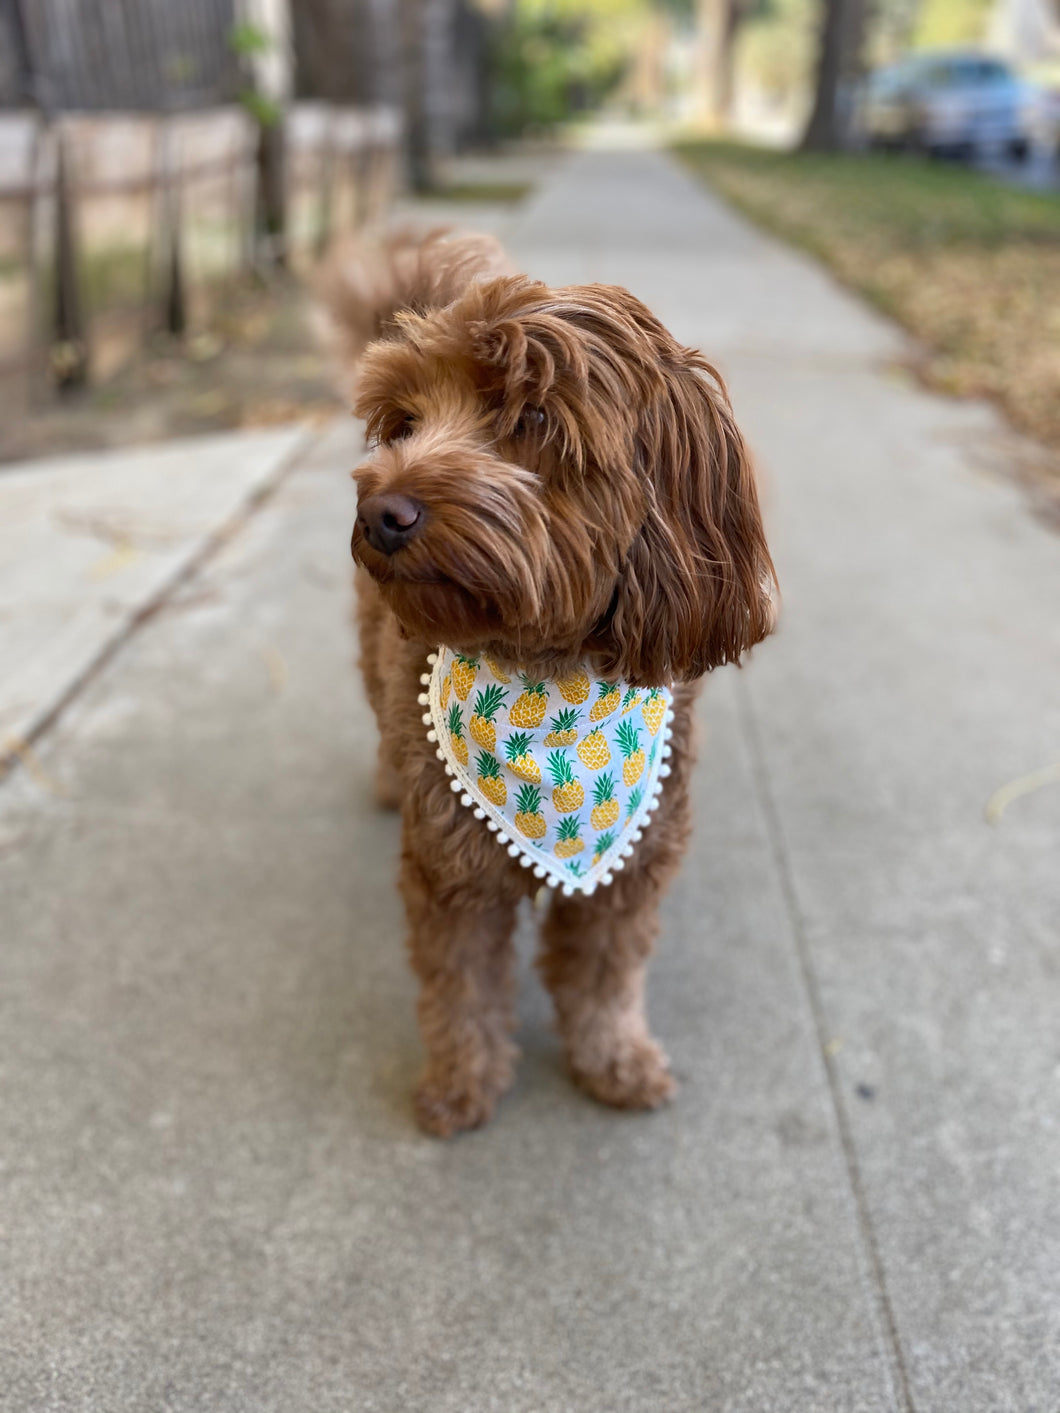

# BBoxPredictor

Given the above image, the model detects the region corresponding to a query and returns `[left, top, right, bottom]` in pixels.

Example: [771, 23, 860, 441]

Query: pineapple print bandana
[420, 648, 674, 897]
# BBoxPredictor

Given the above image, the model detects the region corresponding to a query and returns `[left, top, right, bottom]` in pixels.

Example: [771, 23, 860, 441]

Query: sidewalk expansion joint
[0, 421, 325, 790]
[734, 670, 917, 1413]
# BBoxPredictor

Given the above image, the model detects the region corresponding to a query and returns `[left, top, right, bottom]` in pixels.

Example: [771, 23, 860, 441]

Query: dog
[324, 230, 776, 1137]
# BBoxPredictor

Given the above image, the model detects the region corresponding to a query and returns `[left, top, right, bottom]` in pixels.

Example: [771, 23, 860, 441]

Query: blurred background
[0, 0, 1057, 469]
[2, 8, 1059, 1407]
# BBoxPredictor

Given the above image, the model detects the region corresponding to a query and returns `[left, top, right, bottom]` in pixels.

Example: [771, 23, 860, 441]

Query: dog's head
[351, 276, 776, 685]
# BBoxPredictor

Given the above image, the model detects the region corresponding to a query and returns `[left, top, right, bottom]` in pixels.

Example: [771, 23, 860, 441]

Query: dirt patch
[1, 276, 343, 466]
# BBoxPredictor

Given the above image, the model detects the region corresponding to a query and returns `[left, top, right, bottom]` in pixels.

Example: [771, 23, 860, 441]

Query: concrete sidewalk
[0, 426, 314, 765]
[2, 148, 1058, 1412]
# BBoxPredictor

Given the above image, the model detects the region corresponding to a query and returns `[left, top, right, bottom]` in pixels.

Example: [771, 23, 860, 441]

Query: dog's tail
[317, 226, 511, 374]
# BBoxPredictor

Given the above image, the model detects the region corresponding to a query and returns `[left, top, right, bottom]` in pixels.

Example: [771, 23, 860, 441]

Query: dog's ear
[593, 331, 777, 686]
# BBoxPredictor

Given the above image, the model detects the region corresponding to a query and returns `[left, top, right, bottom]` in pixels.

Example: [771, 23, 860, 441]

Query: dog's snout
[357, 493, 426, 556]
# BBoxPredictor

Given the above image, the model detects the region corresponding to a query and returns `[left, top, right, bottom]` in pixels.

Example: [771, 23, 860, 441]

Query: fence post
[52, 133, 87, 388]
[159, 122, 186, 337]
[257, 118, 287, 267]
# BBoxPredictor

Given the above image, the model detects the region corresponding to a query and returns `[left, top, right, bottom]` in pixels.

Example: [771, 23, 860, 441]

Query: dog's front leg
[400, 844, 520, 1138]
[539, 877, 676, 1111]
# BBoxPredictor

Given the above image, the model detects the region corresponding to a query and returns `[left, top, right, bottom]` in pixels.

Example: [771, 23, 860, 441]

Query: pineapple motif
[452, 655, 479, 701]
[504, 731, 541, 783]
[476, 752, 506, 807]
[577, 727, 611, 770]
[514, 783, 546, 839]
[544, 707, 580, 747]
[617, 719, 645, 786]
[642, 687, 666, 736]
[483, 654, 511, 683]
[620, 687, 642, 715]
[589, 681, 621, 722]
[509, 675, 547, 728]
[593, 830, 617, 865]
[447, 703, 469, 766]
[554, 817, 585, 859]
[590, 772, 620, 830]
[547, 751, 585, 813]
[556, 669, 590, 705]
[626, 786, 643, 820]
[440, 674, 452, 710]
[469, 684, 507, 751]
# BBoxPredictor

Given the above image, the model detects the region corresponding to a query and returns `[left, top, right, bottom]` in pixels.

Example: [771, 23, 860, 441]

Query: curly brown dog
[324, 231, 776, 1137]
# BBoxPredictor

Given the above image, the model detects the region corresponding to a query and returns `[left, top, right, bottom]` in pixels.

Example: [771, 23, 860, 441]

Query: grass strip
[674, 140, 1060, 460]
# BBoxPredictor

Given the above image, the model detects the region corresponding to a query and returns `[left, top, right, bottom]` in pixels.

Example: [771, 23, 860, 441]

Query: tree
[799, 0, 867, 151]
[693, 0, 749, 128]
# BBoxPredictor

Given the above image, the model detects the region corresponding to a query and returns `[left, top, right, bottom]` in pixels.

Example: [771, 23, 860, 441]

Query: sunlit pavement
[2, 141, 1058, 1412]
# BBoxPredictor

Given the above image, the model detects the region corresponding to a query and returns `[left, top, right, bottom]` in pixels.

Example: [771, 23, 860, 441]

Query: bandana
[419, 648, 674, 896]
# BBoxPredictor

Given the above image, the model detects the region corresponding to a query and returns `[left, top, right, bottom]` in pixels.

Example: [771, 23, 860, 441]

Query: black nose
[356, 493, 426, 556]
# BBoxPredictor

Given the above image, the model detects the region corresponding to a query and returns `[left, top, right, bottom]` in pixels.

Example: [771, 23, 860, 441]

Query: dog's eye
[513, 407, 546, 438]
[386, 412, 415, 443]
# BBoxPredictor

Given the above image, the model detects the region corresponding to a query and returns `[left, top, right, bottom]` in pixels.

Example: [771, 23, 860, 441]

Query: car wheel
[1007, 137, 1030, 163]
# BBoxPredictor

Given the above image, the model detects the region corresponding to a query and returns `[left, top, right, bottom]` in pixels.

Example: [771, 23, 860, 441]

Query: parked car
[1026, 81, 1060, 162]
[863, 51, 1035, 160]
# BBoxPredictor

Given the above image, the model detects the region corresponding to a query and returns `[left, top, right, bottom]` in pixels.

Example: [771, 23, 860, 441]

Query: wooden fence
[0, 0, 241, 113]
[0, 102, 402, 406]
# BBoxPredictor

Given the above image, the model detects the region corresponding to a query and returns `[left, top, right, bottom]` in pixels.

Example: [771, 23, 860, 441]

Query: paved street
[2, 146, 1058, 1412]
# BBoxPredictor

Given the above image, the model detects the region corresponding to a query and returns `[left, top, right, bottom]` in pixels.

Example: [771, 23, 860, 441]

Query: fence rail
[0, 103, 402, 407]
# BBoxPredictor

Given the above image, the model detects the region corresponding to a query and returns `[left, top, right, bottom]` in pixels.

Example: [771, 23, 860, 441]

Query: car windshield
[918, 56, 1012, 89]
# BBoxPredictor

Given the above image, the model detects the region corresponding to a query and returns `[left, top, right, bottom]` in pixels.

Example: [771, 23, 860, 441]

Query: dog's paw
[572, 1037, 676, 1112]
[413, 1077, 498, 1138]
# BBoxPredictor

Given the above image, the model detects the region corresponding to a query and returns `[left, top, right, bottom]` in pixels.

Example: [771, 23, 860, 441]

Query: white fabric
[420, 648, 674, 896]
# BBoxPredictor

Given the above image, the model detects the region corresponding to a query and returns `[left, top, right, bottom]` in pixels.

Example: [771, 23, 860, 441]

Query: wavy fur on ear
[591, 320, 777, 684]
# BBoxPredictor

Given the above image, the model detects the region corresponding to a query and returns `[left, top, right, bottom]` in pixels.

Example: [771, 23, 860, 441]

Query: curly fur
[317, 227, 511, 396]
[334, 230, 777, 1136]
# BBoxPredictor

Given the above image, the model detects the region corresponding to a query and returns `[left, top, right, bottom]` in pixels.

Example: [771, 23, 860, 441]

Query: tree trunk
[800, 0, 868, 152]
[715, 0, 741, 126]
[694, 0, 743, 130]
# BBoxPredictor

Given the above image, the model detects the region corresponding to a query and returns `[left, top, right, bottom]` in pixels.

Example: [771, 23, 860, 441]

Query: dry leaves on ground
[676, 142, 1060, 470]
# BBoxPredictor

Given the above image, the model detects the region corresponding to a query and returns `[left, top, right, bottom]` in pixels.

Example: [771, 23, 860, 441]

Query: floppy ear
[594, 347, 777, 686]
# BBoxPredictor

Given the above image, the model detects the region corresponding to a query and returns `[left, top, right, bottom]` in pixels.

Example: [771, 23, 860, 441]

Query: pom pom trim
[424, 647, 675, 895]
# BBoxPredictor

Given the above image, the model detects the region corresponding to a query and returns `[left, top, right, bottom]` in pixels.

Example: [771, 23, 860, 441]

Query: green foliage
[912, 0, 993, 48]
[230, 22, 280, 128]
[491, 3, 635, 136]
[229, 22, 272, 59]
[674, 140, 1060, 248]
[735, 0, 816, 105]
[238, 88, 282, 129]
